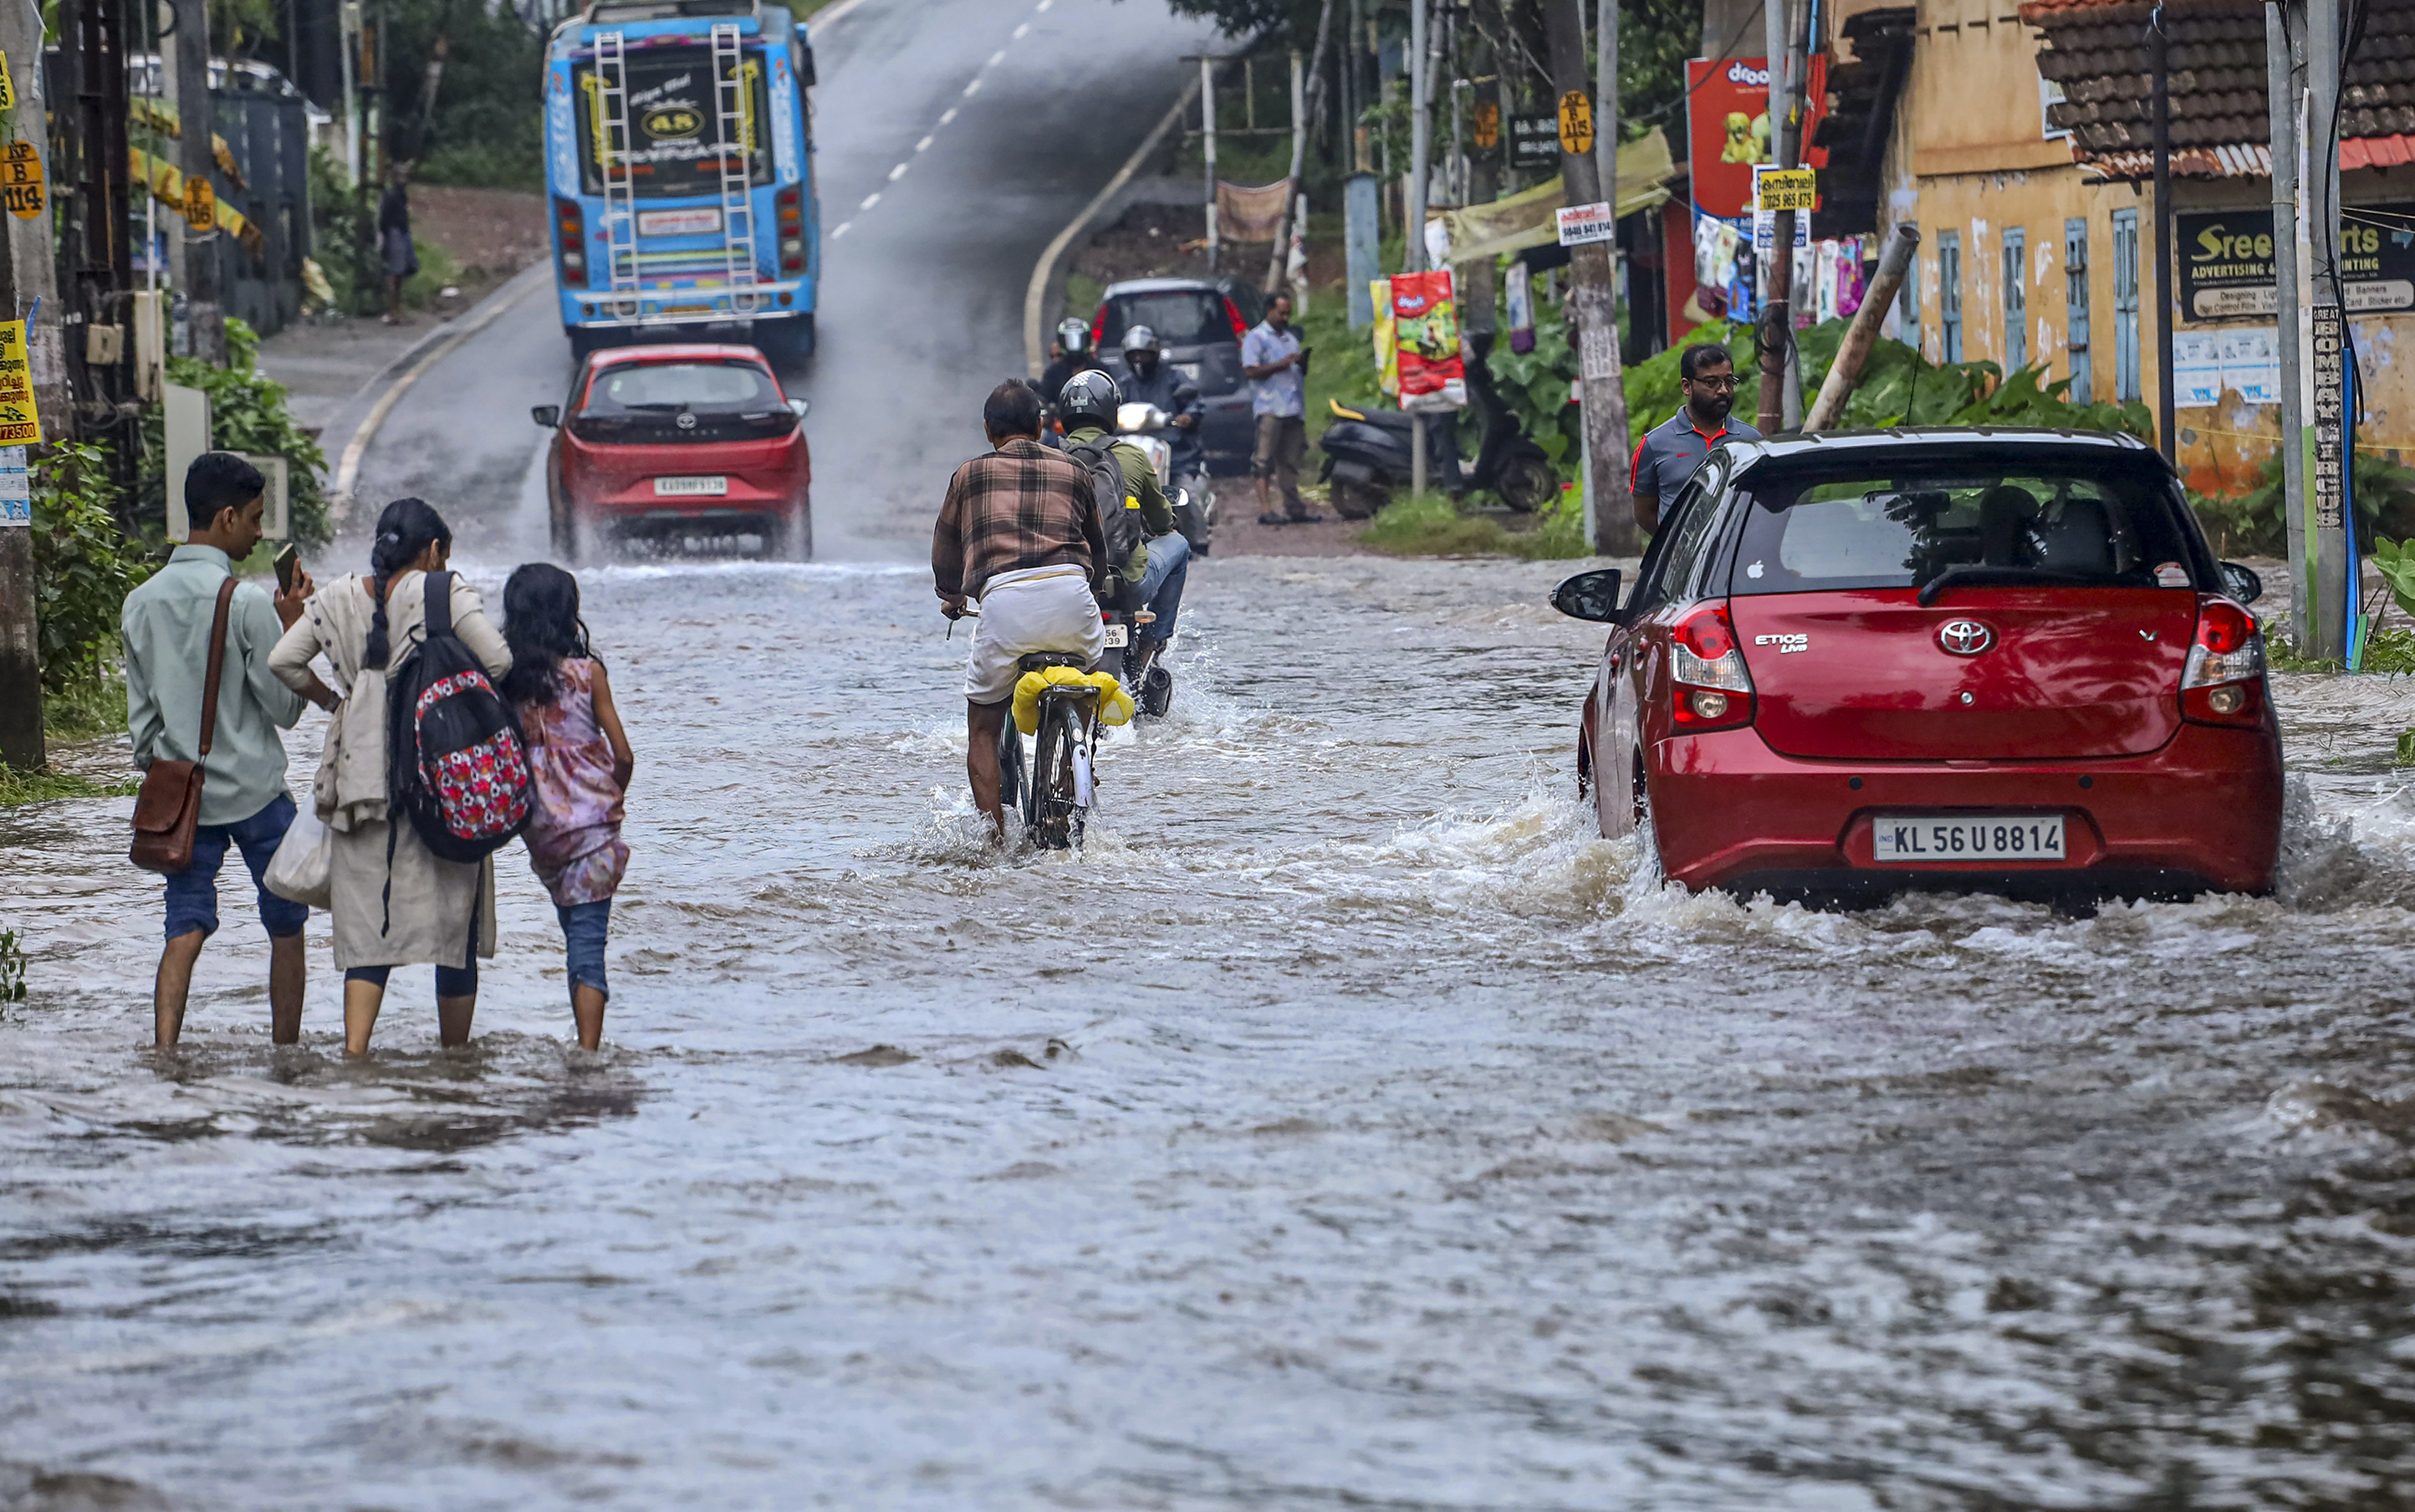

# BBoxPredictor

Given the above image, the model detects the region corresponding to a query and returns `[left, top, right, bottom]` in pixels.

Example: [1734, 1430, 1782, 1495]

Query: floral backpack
[384, 571, 532, 866]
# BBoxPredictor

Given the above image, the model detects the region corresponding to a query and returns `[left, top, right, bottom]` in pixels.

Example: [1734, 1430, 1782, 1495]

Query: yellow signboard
[0, 52, 15, 111]
[2, 141, 41, 221]
[1756, 167, 1818, 212]
[1472, 100, 1500, 150]
[0, 320, 43, 446]
[184, 175, 216, 231]
[1557, 91, 1595, 157]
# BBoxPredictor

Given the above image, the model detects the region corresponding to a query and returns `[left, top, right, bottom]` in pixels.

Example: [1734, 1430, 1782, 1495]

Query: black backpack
[1064, 436, 1147, 590]
[384, 571, 533, 867]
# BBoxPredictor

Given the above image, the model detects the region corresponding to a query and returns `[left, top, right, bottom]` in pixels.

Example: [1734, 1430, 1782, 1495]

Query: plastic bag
[265, 803, 333, 910]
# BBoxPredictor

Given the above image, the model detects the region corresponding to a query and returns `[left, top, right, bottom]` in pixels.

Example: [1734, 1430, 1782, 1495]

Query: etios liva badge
[1754, 633, 1809, 654]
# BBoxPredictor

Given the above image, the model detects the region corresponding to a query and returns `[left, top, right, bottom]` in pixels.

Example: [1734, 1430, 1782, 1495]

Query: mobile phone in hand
[274, 542, 300, 594]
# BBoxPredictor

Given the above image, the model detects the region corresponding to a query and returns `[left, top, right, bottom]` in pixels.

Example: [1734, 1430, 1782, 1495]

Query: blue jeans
[558, 900, 611, 1000]
[163, 792, 309, 942]
[1136, 530, 1190, 643]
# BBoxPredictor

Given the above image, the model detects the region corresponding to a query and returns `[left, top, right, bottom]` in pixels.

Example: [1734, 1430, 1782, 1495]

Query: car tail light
[1669, 602, 1755, 731]
[1224, 296, 1249, 343]
[555, 197, 587, 287]
[2180, 597, 2267, 725]
[777, 185, 804, 273]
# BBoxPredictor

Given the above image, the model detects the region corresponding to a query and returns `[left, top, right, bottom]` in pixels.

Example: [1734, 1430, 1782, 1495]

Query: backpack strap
[424, 569, 454, 639]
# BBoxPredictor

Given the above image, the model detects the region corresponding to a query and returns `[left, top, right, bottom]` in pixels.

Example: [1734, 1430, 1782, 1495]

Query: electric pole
[1544, 0, 1634, 553]
[0, 0, 65, 771]
[1758, 0, 1810, 433]
[2265, 0, 2308, 650]
[2306, 0, 2347, 658]
[172, 0, 224, 364]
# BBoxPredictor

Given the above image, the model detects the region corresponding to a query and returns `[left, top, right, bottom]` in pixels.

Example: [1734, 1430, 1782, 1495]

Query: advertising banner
[2177, 206, 2415, 320]
[1686, 55, 1829, 221]
[1390, 270, 1466, 412]
[0, 319, 42, 446]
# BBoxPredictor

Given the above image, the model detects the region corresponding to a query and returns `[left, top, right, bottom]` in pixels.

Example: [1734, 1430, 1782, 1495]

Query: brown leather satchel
[129, 577, 238, 875]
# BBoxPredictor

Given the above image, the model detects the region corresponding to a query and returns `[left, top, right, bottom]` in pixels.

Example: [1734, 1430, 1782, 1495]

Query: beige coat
[271, 570, 512, 971]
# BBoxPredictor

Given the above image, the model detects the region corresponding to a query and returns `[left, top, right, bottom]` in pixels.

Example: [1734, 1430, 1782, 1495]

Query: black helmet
[1120, 323, 1159, 359]
[1058, 368, 1120, 429]
[1056, 316, 1092, 357]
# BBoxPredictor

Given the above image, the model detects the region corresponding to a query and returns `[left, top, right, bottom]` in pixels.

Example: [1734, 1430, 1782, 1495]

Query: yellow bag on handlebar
[1011, 666, 1134, 735]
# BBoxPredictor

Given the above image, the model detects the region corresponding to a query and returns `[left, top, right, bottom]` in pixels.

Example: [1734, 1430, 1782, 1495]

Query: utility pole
[1406, 0, 1431, 275]
[0, 0, 64, 771]
[1201, 55, 1219, 272]
[1545, 0, 1633, 551]
[2265, 0, 2308, 649]
[1757, 0, 1810, 433]
[2306, 0, 2347, 658]
[172, 0, 224, 364]
[2150, 6, 2176, 466]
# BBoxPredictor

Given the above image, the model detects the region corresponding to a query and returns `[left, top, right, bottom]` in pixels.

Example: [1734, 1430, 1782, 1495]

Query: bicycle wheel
[996, 716, 1026, 835]
[1029, 697, 1086, 851]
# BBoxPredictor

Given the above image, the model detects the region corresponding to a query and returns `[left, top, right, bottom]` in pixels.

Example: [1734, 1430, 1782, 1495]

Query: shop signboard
[2178, 206, 2415, 320]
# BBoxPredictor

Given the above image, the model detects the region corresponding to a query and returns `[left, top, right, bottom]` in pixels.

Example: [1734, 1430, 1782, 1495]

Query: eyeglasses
[1689, 375, 1740, 392]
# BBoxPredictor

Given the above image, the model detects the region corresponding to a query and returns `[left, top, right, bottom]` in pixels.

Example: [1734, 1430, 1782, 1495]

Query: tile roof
[2021, 0, 2415, 177]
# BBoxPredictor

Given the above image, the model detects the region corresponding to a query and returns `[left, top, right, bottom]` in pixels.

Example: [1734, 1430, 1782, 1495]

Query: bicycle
[951, 608, 1101, 851]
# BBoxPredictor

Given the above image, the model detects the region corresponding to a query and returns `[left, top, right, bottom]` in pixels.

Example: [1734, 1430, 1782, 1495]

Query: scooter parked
[1315, 331, 1558, 520]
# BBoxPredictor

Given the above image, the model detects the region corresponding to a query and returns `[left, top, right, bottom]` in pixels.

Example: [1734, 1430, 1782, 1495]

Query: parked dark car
[1092, 276, 1266, 477]
[1552, 428, 2282, 905]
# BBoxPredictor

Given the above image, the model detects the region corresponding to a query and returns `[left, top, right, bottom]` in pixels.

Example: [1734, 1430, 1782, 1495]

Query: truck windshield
[575, 43, 772, 198]
[1729, 455, 2202, 596]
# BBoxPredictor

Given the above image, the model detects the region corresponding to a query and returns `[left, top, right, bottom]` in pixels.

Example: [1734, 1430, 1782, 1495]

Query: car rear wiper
[1916, 565, 2098, 606]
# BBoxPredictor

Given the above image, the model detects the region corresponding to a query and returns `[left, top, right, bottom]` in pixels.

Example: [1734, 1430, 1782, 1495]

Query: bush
[135, 318, 331, 547]
[309, 146, 377, 316]
[31, 441, 155, 697]
[2190, 448, 2415, 558]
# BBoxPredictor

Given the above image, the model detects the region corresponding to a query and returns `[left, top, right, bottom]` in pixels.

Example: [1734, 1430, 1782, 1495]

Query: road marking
[859, 191, 881, 210]
[962, 77, 982, 97]
[987, 49, 1006, 66]
[915, 134, 934, 152]
[1012, 22, 1028, 37]
[1023, 72, 1204, 376]
[888, 161, 908, 181]
[332, 268, 549, 522]
[831, 220, 852, 238]
[939, 106, 957, 126]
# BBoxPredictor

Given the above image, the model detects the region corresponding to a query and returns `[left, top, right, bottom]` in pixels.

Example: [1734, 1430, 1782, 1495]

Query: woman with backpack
[271, 498, 517, 1056]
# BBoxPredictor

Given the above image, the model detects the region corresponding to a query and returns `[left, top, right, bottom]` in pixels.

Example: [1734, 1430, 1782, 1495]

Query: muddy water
[5, 553, 2415, 1509]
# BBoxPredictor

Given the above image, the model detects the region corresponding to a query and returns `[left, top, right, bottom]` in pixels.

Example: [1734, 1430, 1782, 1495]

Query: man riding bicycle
[934, 381, 1108, 842]
[1057, 369, 1188, 698]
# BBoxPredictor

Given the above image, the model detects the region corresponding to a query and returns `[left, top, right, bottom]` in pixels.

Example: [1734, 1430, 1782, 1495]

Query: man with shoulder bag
[123, 454, 332, 1046]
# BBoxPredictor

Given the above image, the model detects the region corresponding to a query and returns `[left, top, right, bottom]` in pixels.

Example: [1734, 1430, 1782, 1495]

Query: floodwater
[5, 549, 2414, 1509]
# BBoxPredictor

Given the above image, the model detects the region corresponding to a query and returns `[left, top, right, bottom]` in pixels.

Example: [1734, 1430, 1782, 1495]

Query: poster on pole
[2310, 303, 2347, 533]
[0, 446, 28, 528]
[0, 320, 41, 446]
[1390, 270, 1466, 412]
[1556, 201, 1617, 247]
[1685, 55, 1830, 221]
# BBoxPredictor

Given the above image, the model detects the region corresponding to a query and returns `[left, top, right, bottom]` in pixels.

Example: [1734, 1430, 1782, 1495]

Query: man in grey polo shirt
[1630, 344, 1760, 534]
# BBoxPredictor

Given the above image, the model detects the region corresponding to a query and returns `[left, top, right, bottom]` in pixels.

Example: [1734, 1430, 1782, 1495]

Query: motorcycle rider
[1057, 369, 1187, 709]
[1111, 324, 1212, 552]
[1039, 316, 1108, 405]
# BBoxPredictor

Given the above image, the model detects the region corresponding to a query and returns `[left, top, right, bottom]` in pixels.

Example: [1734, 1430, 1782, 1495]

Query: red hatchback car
[533, 344, 812, 562]
[1557, 430, 2282, 902]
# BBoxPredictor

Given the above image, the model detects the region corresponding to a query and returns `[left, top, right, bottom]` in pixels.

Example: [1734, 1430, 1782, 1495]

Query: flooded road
[7, 550, 2415, 1508]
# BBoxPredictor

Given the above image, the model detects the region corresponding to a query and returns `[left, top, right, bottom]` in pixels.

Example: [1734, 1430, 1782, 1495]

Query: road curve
[350, 0, 1227, 565]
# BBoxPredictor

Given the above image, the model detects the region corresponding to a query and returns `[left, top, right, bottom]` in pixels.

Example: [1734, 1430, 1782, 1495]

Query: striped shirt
[932, 437, 1105, 604]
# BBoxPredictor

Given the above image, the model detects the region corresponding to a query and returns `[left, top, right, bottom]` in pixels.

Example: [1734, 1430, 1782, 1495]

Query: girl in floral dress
[501, 564, 632, 1050]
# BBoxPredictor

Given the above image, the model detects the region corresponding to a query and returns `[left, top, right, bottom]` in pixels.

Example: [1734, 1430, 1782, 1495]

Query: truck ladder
[594, 28, 641, 314]
[710, 22, 761, 314]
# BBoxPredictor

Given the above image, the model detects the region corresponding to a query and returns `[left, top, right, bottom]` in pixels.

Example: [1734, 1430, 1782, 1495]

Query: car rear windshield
[1101, 291, 1232, 348]
[1728, 455, 2202, 596]
[581, 361, 782, 415]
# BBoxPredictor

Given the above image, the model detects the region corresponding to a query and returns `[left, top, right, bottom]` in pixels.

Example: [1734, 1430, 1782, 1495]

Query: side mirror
[531, 405, 560, 428]
[787, 397, 810, 419]
[1551, 567, 1624, 623]
[2219, 560, 2263, 604]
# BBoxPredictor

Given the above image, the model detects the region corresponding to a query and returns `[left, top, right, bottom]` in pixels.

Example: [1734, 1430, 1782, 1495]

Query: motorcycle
[1117, 401, 1215, 555]
[1315, 331, 1559, 520]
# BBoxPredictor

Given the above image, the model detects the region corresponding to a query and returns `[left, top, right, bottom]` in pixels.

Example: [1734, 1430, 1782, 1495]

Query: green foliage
[2373, 536, 2415, 622]
[31, 443, 155, 697]
[2192, 449, 2415, 558]
[1355, 488, 1589, 561]
[44, 673, 128, 741]
[381, 0, 548, 183]
[0, 765, 139, 807]
[136, 319, 330, 547]
[309, 146, 377, 316]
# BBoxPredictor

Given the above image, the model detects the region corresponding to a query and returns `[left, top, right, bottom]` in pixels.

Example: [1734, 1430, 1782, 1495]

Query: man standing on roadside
[934, 381, 1107, 843]
[1629, 345, 1761, 535]
[1241, 292, 1324, 525]
[123, 454, 328, 1046]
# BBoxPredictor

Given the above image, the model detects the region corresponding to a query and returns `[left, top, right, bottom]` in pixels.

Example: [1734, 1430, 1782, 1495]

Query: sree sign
[1557, 91, 1594, 156]
[0, 319, 44, 446]
[1755, 167, 1816, 212]
[2, 141, 42, 221]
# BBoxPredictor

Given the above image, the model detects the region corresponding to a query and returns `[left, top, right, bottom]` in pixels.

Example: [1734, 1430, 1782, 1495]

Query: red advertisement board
[1390, 271, 1467, 411]
[1685, 56, 1830, 221]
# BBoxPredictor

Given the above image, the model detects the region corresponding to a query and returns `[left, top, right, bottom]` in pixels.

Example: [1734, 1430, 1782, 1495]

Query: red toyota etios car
[1555, 429, 2283, 902]
[533, 344, 812, 563]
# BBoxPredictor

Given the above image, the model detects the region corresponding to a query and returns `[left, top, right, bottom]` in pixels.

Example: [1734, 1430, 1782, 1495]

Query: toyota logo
[676, 411, 698, 430]
[1938, 619, 1993, 655]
